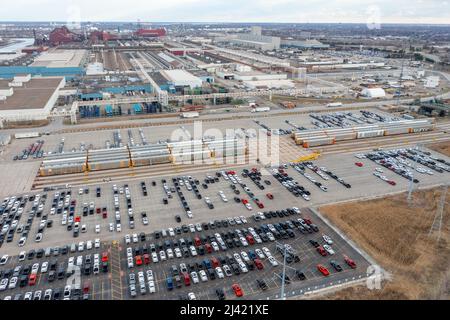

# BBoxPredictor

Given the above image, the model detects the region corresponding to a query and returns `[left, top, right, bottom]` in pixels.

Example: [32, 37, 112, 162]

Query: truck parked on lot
[181, 112, 199, 118]
[251, 107, 270, 113]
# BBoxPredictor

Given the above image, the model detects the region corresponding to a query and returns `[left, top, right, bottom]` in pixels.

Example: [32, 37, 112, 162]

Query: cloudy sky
[2, 0, 449, 24]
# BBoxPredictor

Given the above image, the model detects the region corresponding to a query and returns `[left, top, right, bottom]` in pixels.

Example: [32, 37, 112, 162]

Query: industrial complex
[0, 16, 448, 305]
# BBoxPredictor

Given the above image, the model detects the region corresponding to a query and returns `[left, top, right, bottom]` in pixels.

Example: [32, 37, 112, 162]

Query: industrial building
[31, 49, 87, 68]
[360, 87, 386, 98]
[0, 76, 65, 122]
[218, 26, 281, 51]
[160, 69, 203, 89]
[281, 39, 330, 49]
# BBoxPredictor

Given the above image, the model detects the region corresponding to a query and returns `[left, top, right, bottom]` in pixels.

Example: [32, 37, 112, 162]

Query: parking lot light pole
[278, 242, 287, 300]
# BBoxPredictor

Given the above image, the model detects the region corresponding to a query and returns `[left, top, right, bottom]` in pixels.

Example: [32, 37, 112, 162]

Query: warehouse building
[360, 87, 386, 98]
[281, 39, 330, 49]
[31, 49, 87, 68]
[218, 26, 281, 51]
[160, 69, 203, 89]
[0, 76, 65, 123]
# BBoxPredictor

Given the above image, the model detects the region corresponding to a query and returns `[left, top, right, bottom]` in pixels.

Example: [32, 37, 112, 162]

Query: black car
[296, 270, 306, 280]
[309, 239, 319, 247]
[330, 260, 343, 272]
[175, 215, 181, 223]
[215, 288, 225, 300]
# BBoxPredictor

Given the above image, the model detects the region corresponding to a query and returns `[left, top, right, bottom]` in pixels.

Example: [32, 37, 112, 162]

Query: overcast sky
[2, 0, 449, 24]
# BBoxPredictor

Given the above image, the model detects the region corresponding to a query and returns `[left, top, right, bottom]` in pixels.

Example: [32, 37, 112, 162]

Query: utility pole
[429, 184, 448, 241]
[280, 245, 287, 300]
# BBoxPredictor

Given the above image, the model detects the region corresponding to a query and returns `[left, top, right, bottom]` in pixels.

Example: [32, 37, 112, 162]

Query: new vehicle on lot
[232, 284, 244, 297]
[317, 264, 330, 276]
[344, 255, 357, 269]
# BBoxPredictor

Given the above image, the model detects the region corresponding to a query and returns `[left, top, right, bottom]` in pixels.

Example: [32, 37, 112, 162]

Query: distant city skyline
[1, 0, 449, 25]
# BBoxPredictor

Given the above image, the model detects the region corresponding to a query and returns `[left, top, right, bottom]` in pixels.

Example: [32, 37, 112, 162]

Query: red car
[254, 259, 264, 270]
[183, 273, 191, 286]
[316, 246, 327, 256]
[246, 234, 255, 245]
[74, 216, 81, 223]
[355, 162, 364, 167]
[101, 252, 109, 262]
[256, 201, 264, 209]
[143, 254, 150, 265]
[96, 208, 101, 214]
[227, 171, 236, 175]
[241, 199, 249, 205]
[205, 243, 213, 254]
[266, 193, 274, 200]
[211, 257, 220, 268]
[303, 218, 312, 225]
[232, 284, 244, 297]
[135, 255, 143, 266]
[317, 264, 330, 276]
[83, 281, 90, 294]
[344, 255, 357, 269]
[28, 274, 37, 286]
[387, 180, 396, 186]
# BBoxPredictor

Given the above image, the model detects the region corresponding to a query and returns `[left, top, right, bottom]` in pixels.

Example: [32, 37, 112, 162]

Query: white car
[166, 248, 174, 259]
[159, 250, 167, 261]
[199, 270, 208, 282]
[94, 239, 100, 249]
[215, 267, 225, 279]
[86, 240, 93, 250]
[127, 257, 134, 269]
[245, 203, 252, 210]
[188, 224, 196, 233]
[268, 256, 279, 267]
[0, 279, 8, 291]
[255, 249, 265, 259]
[195, 223, 202, 232]
[18, 237, 26, 247]
[31, 263, 40, 274]
[323, 244, 335, 255]
[8, 277, 17, 289]
[168, 228, 175, 237]
[262, 247, 272, 257]
[190, 271, 199, 284]
[125, 234, 131, 244]
[78, 242, 85, 252]
[116, 224, 122, 232]
[189, 246, 197, 256]
[109, 223, 114, 232]
[174, 247, 182, 258]
[35, 233, 43, 242]
[148, 281, 156, 293]
[239, 216, 247, 224]
[132, 234, 138, 243]
[0, 255, 9, 265]
[188, 292, 197, 300]
[211, 242, 220, 252]
[18, 251, 26, 261]
[322, 234, 333, 245]
[41, 261, 49, 273]
[151, 252, 159, 263]
[95, 225, 100, 233]
[146, 270, 154, 281]
[238, 261, 249, 273]
[240, 251, 250, 262]
[24, 292, 33, 300]
[78, 188, 83, 195]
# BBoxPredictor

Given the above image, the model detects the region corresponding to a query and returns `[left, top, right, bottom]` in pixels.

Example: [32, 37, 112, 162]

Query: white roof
[162, 69, 201, 82]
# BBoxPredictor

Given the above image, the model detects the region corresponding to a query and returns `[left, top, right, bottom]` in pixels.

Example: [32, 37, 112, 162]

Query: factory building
[135, 28, 167, 38]
[160, 69, 203, 89]
[218, 26, 281, 51]
[243, 79, 295, 90]
[281, 39, 330, 49]
[0, 76, 65, 123]
[49, 26, 83, 46]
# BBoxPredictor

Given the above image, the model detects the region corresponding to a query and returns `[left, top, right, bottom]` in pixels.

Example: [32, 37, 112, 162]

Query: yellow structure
[291, 152, 321, 163]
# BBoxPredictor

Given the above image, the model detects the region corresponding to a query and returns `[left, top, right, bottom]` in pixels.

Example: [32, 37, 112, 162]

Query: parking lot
[0, 147, 448, 300]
